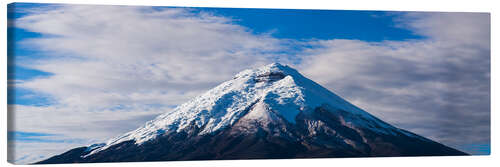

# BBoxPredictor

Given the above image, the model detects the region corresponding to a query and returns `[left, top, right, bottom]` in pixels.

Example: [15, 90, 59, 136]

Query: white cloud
[8, 104, 165, 164]
[15, 5, 285, 111]
[396, 12, 490, 49]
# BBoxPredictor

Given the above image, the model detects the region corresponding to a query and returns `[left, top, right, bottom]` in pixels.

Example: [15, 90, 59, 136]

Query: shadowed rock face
[36, 105, 467, 164]
[254, 72, 287, 83]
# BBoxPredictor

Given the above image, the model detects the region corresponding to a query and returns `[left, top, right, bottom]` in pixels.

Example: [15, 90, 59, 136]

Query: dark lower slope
[37, 106, 467, 164]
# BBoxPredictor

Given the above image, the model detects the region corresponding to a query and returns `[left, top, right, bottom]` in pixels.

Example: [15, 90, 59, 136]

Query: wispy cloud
[15, 5, 287, 111]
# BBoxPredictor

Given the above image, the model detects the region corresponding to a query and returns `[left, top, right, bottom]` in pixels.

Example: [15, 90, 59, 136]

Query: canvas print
[7, 3, 490, 164]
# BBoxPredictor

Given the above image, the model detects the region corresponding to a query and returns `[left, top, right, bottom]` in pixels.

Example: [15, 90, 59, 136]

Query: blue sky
[7, 4, 423, 106]
[7, 3, 490, 164]
[8, 4, 52, 106]
[191, 8, 423, 41]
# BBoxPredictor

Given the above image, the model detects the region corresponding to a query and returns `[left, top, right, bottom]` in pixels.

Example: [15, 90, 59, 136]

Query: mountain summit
[37, 63, 466, 164]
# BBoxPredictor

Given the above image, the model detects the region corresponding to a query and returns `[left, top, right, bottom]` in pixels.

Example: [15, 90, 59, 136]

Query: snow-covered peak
[234, 63, 298, 80]
[86, 63, 397, 156]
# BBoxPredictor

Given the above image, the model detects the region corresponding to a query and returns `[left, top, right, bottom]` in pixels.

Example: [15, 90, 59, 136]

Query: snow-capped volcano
[91, 63, 396, 152]
[37, 63, 466, 164]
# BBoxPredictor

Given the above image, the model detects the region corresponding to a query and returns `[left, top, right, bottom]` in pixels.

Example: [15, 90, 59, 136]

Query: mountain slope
[37, 63, 467, 164]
